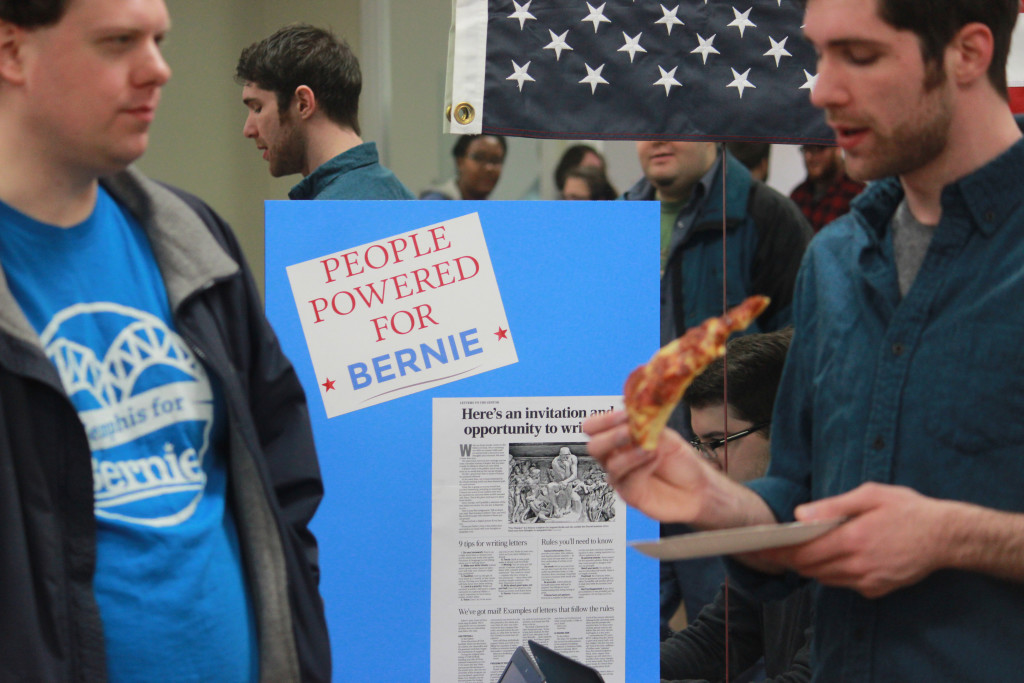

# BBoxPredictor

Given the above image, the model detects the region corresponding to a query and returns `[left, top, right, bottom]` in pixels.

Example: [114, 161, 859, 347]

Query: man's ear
[0, 22, 29, 86]
[947, 22, 994, 89]
[293, 85, 317, 120]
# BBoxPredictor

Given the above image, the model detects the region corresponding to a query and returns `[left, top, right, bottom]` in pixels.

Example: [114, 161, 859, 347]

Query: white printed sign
[286, 212, 518, 417]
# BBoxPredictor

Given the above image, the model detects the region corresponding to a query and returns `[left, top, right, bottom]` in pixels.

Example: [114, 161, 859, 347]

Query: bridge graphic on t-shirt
[47, 318, 202, 408]
[40, 302, 215, 527]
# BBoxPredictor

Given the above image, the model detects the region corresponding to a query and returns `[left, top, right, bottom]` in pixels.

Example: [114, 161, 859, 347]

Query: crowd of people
[2, 0, 1021, 680]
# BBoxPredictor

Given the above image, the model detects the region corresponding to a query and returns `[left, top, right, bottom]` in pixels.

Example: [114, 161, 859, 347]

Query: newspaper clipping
[431, 396, 626, 683]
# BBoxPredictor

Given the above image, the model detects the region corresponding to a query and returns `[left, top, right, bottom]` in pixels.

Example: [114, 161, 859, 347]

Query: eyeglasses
[689, 422, 769, 469]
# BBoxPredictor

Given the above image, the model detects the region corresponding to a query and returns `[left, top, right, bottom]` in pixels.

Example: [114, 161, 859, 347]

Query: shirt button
[892, 343, 904, 356]
[872, 436, 885, 450]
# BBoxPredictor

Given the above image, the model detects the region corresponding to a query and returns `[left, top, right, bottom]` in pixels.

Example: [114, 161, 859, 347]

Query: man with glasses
[661, 330, 811, 683]
[623, 139, 811, 454]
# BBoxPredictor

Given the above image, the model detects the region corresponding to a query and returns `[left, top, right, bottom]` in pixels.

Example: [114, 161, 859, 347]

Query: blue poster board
[265, 200, 659, 681]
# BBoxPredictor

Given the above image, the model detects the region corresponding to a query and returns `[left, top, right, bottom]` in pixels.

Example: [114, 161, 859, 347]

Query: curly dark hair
[683, 328, 794, 437]
[236, 23, 362, 134]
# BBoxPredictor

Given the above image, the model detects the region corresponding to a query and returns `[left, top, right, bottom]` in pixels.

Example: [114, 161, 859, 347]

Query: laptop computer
[496, 645, 545, 683]
[497, 641, 606, 683]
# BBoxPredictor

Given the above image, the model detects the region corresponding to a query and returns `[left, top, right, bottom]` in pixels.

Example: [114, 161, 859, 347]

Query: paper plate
[630, 518, 845, 560]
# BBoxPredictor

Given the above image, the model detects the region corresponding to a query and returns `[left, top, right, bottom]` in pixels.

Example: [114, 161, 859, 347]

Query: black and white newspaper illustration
[431, 396, 626, 683]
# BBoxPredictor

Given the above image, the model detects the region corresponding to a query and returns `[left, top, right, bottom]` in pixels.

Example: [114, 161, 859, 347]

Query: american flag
[1010, 6, 1024, 114]
[445, 0, 832, 144]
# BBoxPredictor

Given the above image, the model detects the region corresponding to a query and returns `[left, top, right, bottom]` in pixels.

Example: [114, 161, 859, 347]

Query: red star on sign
[494, 327, 509, 340]
[321, 377, 336, 392]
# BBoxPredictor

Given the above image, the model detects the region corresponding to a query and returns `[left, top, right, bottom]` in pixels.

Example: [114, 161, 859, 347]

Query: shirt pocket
[923, 322, 1024, 454]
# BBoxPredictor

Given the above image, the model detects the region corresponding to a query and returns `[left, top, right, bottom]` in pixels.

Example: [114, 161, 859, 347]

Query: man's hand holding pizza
[588, 294, 1024, 595]
[584, 296, 780, 531]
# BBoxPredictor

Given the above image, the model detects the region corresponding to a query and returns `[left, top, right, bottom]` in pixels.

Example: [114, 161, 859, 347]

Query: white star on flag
[580, 63, 609, 93]
[764, 36, 792, 66]
[728, 7, 756, 38]
[458, 0, 833, 144]
[507, 60, 535, 91]
[655, 5, 684, 35]
[691, 33, 720, 64]
[654, 65, 682, 96]
[800, 69, 818, 91]
[582, 3, 611, 33]
[544, 29, 573, 61]
[727, 67, 756, 97]
[618, 32, 647, 63]
[508, 1, 536, 30]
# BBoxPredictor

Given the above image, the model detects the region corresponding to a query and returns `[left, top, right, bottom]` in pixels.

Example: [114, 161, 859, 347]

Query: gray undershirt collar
[892, 198, 937, 297]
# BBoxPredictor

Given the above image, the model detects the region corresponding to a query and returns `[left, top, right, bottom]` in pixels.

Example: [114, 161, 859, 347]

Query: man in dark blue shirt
[586, 0, 1024, 680]
[236, 24, 413, 201]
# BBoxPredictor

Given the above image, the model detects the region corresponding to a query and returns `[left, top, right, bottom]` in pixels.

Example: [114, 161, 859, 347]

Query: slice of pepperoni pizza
[624, 295, 771, 450]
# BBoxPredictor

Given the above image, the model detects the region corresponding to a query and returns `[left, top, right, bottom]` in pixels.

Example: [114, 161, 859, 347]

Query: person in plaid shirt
[789, 145, 865, 233]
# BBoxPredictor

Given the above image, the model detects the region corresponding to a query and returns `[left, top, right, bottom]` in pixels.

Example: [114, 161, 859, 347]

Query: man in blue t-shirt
[236, 23, 414, 201]
[0, 1, 330, 680]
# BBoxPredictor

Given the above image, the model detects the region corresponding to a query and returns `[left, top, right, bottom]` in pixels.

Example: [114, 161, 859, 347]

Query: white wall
[139, 1, 362, 294]
[767, 144, 806, 196]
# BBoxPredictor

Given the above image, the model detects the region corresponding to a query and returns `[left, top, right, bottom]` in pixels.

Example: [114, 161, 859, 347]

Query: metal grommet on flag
[453, 102, 475, 125]
[445, 105, 452, 121]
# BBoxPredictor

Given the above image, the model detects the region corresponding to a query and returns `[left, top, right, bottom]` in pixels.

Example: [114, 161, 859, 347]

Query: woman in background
[420, 134, 507, 200]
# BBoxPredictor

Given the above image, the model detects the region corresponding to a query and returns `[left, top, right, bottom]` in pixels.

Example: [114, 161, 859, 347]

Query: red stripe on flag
[1011, 87, 1024, 115]
[1015, 7, 1024, 114]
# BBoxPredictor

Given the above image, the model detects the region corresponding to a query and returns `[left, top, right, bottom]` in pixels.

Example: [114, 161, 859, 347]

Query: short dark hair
[726, 142, 770, 172]
[875, 0, 1017, 95]
[0, 0, 69, 27]
[562, 165, 618, 200]
[800, 0, 1018, 96]
[236, 23, 362, 134]
[554, 144, 604, 191]
[683, 328, 794, 436]
[451, 134, 507, 159]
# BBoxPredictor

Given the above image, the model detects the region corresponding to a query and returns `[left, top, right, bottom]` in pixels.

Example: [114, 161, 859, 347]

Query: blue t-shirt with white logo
[0, 189, 257, 682]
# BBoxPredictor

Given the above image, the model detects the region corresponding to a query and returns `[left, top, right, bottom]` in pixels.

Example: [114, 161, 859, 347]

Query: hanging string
[719, 141, 731, 681]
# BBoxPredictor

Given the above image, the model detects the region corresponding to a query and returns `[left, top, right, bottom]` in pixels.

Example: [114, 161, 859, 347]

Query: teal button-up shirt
[738, 134, 1024, 681]
[289, 142, 414, 201]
